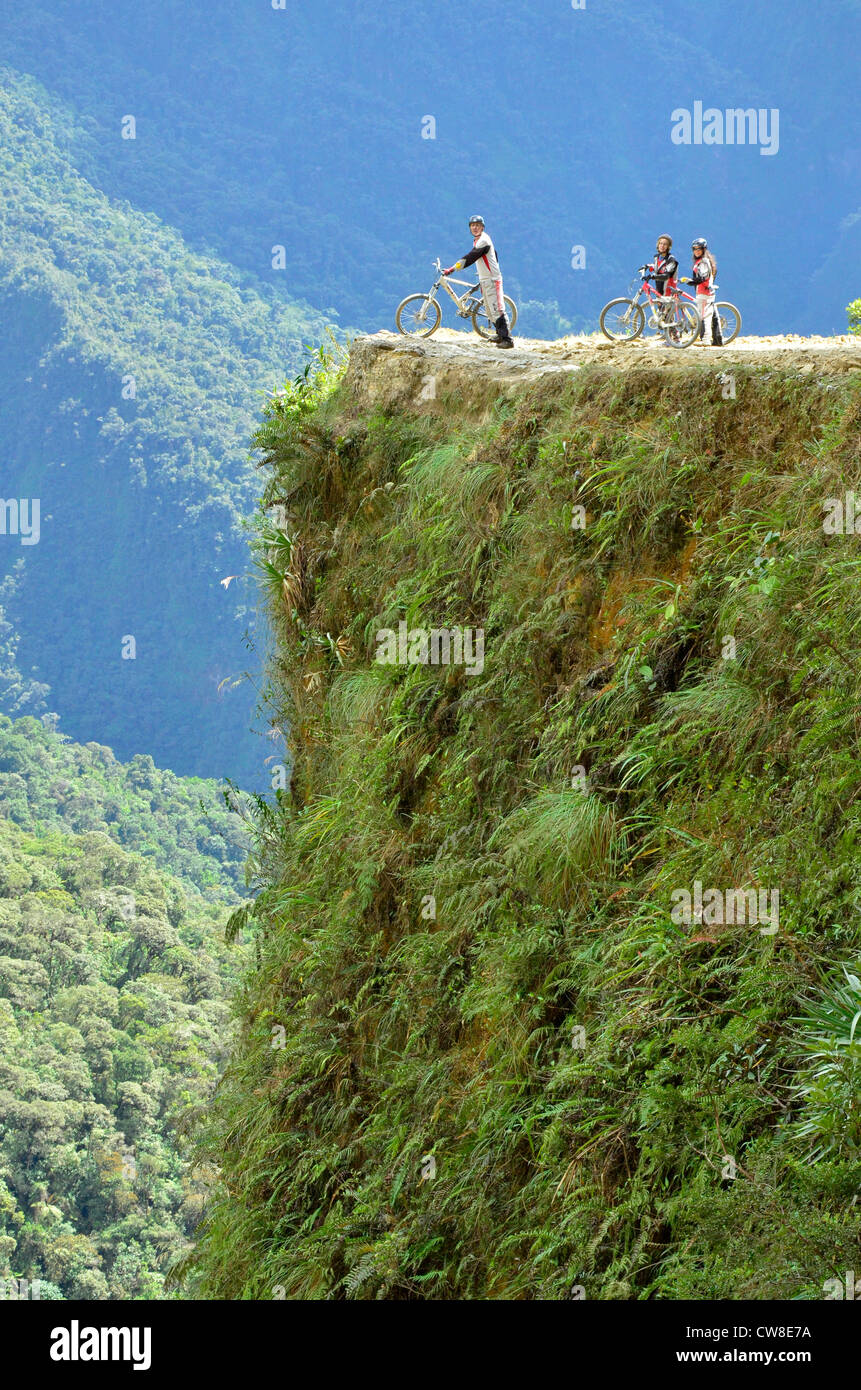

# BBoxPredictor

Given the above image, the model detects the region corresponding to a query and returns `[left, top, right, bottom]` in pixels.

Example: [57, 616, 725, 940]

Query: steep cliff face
[190, 334, 861, 1300]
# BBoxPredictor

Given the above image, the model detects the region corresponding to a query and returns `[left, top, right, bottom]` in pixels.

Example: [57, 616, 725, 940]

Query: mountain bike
[600, 270, 701, 348]
[396, 259, 518, 340]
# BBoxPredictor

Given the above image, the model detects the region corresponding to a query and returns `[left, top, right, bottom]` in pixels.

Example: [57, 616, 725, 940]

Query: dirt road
[343, 329, 861, 416]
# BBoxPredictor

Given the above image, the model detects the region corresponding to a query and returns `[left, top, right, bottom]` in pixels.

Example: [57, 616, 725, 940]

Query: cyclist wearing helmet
[681, 238, 723, 346]
[443, 216, 514, 348]
[648, 235, 679, 297]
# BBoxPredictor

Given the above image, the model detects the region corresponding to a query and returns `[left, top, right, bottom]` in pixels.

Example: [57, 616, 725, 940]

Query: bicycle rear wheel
[472, 295, 518, 340]
[715, 302, 741, 345]
[662, 299, 700, 349]
[599, 298, 645, 342]
[395, 294, 441, 338]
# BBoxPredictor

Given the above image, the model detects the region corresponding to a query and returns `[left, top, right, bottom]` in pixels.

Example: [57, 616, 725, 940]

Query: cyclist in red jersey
[680, 238, 723, 345]
[649, 235, 679, 296]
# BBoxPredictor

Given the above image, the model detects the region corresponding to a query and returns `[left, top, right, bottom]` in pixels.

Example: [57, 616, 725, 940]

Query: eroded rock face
[343, 328, 861, 418]
[342, 330, 583, 416]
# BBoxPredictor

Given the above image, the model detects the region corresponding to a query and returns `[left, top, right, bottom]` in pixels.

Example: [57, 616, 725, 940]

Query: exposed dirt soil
[343, 329, 861, 417]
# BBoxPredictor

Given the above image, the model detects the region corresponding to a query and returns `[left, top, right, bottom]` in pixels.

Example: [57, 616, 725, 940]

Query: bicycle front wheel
[472, 295, 518, 340]
[715, 302, 741, 345]
[662, 299, 701, 349]
[395, 294, 441, 338]
[599, 298, 645, 342]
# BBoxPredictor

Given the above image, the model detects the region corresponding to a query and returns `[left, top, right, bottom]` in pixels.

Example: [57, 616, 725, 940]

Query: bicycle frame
[427, 260, 483, 318]
[633, 276, 682, 324]
[639, 274, 722, 318]
[676, 285, 718, 310]
[634, 275, 711, 345]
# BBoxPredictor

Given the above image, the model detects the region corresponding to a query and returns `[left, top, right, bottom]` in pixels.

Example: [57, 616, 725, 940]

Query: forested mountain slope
[0, 707, 250, 1299]
[0, 814, 245, 1300]
[0, 70, 331, 785]
[0, 0, 858, 334]
[187, 338, 861, 1299]
[0, 713, 247, 897]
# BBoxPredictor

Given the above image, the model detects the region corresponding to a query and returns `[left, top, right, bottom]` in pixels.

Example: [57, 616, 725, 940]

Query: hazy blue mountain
[0, 0, 857, 335]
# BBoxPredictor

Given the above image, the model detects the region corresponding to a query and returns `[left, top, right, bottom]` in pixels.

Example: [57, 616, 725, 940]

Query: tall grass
[186, 361, 861, 1300]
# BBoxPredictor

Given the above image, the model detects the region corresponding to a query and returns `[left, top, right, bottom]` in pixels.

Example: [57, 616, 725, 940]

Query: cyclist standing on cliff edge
[443, 216, 514, 348]
[649, 235, 679, 297]
[681, 238, 723, 346]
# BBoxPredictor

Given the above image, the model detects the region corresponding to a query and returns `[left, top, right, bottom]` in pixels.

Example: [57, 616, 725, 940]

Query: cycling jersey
[651, 251, 679, 293]
[691, 253, 722, 343]
[459, 231, 501, 283]
[691, 252, 716, 295]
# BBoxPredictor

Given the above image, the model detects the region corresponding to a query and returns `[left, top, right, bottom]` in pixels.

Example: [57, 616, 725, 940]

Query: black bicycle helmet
[692, 237, 708, 250]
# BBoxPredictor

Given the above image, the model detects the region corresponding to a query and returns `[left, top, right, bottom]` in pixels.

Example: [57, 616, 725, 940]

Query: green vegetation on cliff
[189, 349, 861, 1299]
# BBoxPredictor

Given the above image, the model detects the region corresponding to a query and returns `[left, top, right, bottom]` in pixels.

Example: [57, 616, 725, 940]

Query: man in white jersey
[443, 216, 514, 348]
